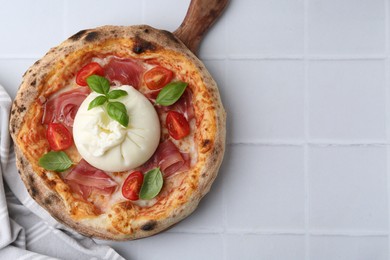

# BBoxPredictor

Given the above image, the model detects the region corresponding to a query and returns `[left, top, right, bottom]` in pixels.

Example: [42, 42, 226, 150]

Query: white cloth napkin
[0, 84, 124, 260]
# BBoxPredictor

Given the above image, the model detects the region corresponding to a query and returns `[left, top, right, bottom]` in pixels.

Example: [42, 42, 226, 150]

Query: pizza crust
[9, 25, 226, 240]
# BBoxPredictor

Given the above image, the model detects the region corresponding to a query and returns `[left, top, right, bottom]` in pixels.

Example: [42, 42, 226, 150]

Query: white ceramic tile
[227, 0, 304, 56]
[226, 234, 305, 260]
[198, 12, 227, 59]
[0, 0, 64, 57]
[308, 60, 386, 141]
[308, 145, 388, 232]
[0, 59, 36, 99]
[309, 235, 388, 260]
[225, 145, 305, 230]
[226, 60, 305, 142]
[137, 233, 223, 260]
[65, 0, 143, 36]
[143, 0, 190, 32]
[308, 0, 385, 55]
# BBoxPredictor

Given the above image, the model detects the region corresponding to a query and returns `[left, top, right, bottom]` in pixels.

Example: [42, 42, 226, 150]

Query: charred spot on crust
[30, 79, 36, 87]
[202, 139, 210, 148]
[133, 37, 156, 54]
[19, 157, 25, 167]
[110, 30, 118, 38]
[201, 139, 213, 153]
[17, 105, 26, 113]
[141, 221, 157, 231]
[30, 187, 38, 198]
[143, 28, 149, 33]
[85, 31, 100, 42]
[69, 29, 87, 41]
[44, 194, 59, 205]
[28, 174, 34, 184]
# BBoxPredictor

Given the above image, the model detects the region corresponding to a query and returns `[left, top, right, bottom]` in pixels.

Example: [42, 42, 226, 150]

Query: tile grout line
[225, 54, 388, 61]
[228, 140, 389, 146]
[303, 0, 310, 259]
[385, 0, 390, 255]
[167, 229, 389, 236]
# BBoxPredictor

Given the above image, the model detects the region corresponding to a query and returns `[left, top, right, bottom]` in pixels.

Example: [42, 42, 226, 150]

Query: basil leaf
[108, 89, 128, 100]
[38, 151, 73, 172]
[86, 75, 110, 95]
[107, 101, 129, 127]
[88, 95, 107, 110]
[140, 168, 163, 200]
[156, 81, 188, 106]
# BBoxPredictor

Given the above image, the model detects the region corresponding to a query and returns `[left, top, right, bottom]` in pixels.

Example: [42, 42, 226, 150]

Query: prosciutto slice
[42, 87, 90, 128]
[149, 89, 194, 121]
[140, 140, 190, 177]
[170, 89, 194, 121]
[64, 159, 117, 199]
[104, 57, 145, 88]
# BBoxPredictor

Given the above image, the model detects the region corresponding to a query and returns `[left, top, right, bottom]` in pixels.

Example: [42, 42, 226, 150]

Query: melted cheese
[73, 85, 160, 172]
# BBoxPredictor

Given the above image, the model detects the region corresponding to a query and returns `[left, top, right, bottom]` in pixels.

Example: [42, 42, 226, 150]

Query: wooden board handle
[173, 0, 229, 55]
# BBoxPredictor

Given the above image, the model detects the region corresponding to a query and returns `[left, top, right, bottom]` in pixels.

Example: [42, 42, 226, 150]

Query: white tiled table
[1, 0, 389, 259]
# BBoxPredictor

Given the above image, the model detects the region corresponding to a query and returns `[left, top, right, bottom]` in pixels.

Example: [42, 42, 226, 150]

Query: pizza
[9, 25, 226, 240]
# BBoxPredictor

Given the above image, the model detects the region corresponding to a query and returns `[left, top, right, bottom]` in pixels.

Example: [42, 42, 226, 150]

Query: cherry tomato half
[76, 62, 104, 86]
[46, 123, 73, 151]
[166, 111, 190, 140]
[122, 171, 144, 201]
[144, 66, 174, 90]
